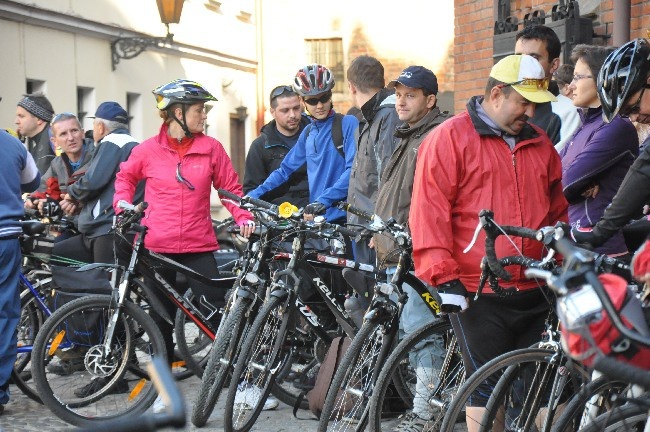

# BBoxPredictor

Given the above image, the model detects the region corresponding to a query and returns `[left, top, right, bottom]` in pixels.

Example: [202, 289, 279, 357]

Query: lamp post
[111, 0, 185, 70]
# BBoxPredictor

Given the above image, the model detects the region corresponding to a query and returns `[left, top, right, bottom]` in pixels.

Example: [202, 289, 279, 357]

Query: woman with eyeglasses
[560, 44, 639, 258]
[113, 79, 254, 393]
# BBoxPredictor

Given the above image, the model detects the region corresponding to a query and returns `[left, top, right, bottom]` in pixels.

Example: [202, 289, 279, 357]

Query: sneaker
[54, 347, 87, 361]
[392, 412, 435, 432]
[73, 377, 129, 398]
[233, 383, 279, 411]
[47, 358, 85, 376]
[152, 394, 166, 414]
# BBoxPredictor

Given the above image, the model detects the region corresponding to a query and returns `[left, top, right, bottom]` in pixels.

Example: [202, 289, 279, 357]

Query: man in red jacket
[410, 54, 568, 431]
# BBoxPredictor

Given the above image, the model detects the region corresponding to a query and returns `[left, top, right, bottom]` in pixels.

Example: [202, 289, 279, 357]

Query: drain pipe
[613, 0, 630, 46]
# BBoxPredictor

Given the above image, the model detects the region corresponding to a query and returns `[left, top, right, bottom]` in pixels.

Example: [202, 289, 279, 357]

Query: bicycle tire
[551, 377, 633, 432]
[32, 294, 166, 426]
[576, 398, 649, 432]
[318, 314, 394, 431]
[224, 294, 292, 432]
[439, 347, 556, 432]
[13, 279, 50, 403]
[369, 318, 464, 432]
[479, 350, 572, 431]
[192, 296, 250, 427]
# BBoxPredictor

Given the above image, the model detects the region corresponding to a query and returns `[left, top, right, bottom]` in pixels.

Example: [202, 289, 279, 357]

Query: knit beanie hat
[17, 93, 55, 122]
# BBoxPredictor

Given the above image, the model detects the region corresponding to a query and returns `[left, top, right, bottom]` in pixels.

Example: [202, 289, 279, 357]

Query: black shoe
[47, 358, 85, 376]
[74, 377, 129, 398]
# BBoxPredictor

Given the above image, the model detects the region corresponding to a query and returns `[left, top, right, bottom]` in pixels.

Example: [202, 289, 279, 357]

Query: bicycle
[29, 200, 237, 426]
[317, 202, 464, 432]
[221, 202, 369, 432]
[525, 235, 650, 432]
[439, 210, 639, 432]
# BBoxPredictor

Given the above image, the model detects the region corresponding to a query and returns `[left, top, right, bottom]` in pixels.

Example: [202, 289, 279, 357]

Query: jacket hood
[361, 88, 396, 124]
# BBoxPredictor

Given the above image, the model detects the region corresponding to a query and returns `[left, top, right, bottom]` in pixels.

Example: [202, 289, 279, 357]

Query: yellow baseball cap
[490, 55, 557, 103]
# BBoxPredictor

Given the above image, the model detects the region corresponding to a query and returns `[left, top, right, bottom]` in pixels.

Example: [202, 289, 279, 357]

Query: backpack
[558, 273, 650, 369]
[304, 113, 345, 159]
[292, 335, 351, 420]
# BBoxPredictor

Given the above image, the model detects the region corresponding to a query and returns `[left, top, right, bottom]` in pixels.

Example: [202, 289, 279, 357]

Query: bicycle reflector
[557, 273, 650, 369]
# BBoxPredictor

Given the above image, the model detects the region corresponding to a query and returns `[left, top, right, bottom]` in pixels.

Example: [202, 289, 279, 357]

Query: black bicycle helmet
[292, 64, 335, 97]
[598, 38, 650, 122]
[152, 79, 217, 111]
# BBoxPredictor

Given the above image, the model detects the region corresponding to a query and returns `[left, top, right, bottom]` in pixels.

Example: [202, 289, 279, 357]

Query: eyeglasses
[176, 163, 195, 190]
[571, 74, 593, 82]
[304, 92, 332, 106]
[50, 112, 77, 126]
[501, 78, 550, 90]
[270, 85, 294, 102]
[620, 85, 650, 118]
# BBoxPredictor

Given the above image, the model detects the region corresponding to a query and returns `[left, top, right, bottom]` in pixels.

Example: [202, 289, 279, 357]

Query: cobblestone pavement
[0, 375, 319, 432]
[0, 377, 467, 431]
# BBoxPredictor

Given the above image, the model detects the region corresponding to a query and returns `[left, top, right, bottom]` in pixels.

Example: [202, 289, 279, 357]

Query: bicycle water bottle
[345, 294, 366, 328]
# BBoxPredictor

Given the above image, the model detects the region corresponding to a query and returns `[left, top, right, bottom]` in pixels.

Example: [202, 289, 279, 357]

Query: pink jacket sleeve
[113, 146, 146, 213]
[211, 142, 253, 224]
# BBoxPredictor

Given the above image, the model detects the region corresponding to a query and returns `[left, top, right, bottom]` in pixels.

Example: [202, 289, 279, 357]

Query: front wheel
[31, 294, 166, 427]
[224, 294, 292, 432]
[369, 318, 464, 432]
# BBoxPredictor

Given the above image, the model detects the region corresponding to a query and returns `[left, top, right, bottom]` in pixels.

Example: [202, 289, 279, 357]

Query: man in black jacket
[14, 93, 56, 174]
[243, 85, 310, 207]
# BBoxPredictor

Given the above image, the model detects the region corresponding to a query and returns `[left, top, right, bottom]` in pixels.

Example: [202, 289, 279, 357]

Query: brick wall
[454, 0, 650, 112]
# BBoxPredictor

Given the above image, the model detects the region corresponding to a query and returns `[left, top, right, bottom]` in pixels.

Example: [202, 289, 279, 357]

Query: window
[305, 38, 344, 93]
[126, 93, 140, 140]
[77, 87, 94, 131]
[26, 79, 46, 95]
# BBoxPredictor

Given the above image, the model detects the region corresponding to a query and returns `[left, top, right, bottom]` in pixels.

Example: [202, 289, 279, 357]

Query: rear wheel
[31, 295, 166, 426]
[318, 314, 395, 431]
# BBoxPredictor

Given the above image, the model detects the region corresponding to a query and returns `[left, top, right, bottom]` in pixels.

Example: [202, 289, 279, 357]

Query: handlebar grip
[217, 189, 242, 203]
[336, 201, 376, 223]
[484, 236, 513, 281]
[593, 355, 650, 389]
[503, 226, 538, 240]
[24, 208, 39, 218]
[333, 225, 359, 239]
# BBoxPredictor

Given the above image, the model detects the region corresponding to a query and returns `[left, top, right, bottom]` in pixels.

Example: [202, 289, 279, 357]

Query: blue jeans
[387, 267, 444, 419]
[0, 239, 21, 404]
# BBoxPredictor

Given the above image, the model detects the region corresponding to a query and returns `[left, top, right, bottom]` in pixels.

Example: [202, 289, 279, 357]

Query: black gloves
[304, 201, 327, 215]
[437, 279, 469, 313]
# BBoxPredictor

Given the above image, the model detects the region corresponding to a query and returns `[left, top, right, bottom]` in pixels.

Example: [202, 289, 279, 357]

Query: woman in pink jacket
[113, 79, 254, 369]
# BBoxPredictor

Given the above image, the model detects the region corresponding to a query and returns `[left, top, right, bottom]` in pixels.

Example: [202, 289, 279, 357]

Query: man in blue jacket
[248, 64, 358, 224]
[0, 125, 40, 414]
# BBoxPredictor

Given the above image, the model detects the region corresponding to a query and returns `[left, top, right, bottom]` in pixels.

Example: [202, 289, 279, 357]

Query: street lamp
[111, 0, 185, 70]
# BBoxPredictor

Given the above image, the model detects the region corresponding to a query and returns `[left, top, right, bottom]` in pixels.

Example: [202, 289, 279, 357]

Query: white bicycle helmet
[292, 64, 335, 97]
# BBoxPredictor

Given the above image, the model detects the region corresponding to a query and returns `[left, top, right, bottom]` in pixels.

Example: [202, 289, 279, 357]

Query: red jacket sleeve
[410, 125, 461, 286]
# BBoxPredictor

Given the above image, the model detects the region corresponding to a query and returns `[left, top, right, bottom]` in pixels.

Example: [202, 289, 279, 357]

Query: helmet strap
[171, 105, 193, 138]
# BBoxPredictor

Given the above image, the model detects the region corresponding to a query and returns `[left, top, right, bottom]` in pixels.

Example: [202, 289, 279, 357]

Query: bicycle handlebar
[592, 354, 650, 389]
[479, 209, 538, 281]
[217, 189, 279, 215]
[335, 201, 377, 225]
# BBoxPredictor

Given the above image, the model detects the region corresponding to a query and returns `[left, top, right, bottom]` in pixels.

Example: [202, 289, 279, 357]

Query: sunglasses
[270, 85, 294, 101]
[176, 163, 195, 190]
[501, 78, 550, 90]
[620, 85, 650, 118]
[304, 92, 332, 106]
[50, 112, 77, 126]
